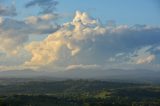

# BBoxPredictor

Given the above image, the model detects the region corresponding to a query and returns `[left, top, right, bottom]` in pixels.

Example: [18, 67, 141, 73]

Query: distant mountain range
[0, 69, 160, 83]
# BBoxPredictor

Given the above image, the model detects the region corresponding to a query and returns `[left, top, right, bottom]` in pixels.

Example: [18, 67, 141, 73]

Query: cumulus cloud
[0, 18, 29, 55]
[0, 16, 59, 55]
[0, 9, 159, 71]
[25, 13, 59, 25]
[25, 11, 160, 69]
[25, 0, 58, 14]
[24, 11, 106, 67]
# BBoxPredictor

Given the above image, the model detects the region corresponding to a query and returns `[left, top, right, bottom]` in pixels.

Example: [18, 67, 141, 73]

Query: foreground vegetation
[0, 80, 160, 106]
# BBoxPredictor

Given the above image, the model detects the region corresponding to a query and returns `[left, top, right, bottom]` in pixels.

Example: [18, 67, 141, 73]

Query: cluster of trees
[0, 80, 159, 106]
[0, 80, 139, 95]
[0, 95, 160, 106]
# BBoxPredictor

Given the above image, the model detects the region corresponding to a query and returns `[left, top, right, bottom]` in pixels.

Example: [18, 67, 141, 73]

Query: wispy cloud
[25, 0, 58, 14]
[0, 3, 17, 16]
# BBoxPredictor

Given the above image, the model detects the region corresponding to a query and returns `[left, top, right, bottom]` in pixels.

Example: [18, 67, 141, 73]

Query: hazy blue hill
[0, 69, 160, 83]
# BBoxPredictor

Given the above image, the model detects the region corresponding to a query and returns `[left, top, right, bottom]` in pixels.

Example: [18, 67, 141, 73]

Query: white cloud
[25, 11, 106, 67]
[0, 17, 3, 23]
[66, 64, 100, 70]
[136, 55, 155, 64]
[0, 16, 59, 55]
[129, 46, 156, 64]
[24, 11, 160, 69]
[25, 13, 58, 25]
[0, 25, 28, 55]
[0, 11, 159, 71]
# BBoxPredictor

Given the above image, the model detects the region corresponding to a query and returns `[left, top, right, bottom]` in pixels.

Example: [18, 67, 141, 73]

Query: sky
[0, 0, 160, 72]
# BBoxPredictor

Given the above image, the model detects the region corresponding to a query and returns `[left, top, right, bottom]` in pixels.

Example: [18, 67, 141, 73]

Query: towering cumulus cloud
[25, 11, 160, 69]
[25, 11, 106, 66]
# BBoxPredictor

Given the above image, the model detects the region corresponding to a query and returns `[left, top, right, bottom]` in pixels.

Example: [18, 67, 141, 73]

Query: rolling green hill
[0, 80, 160, 106]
